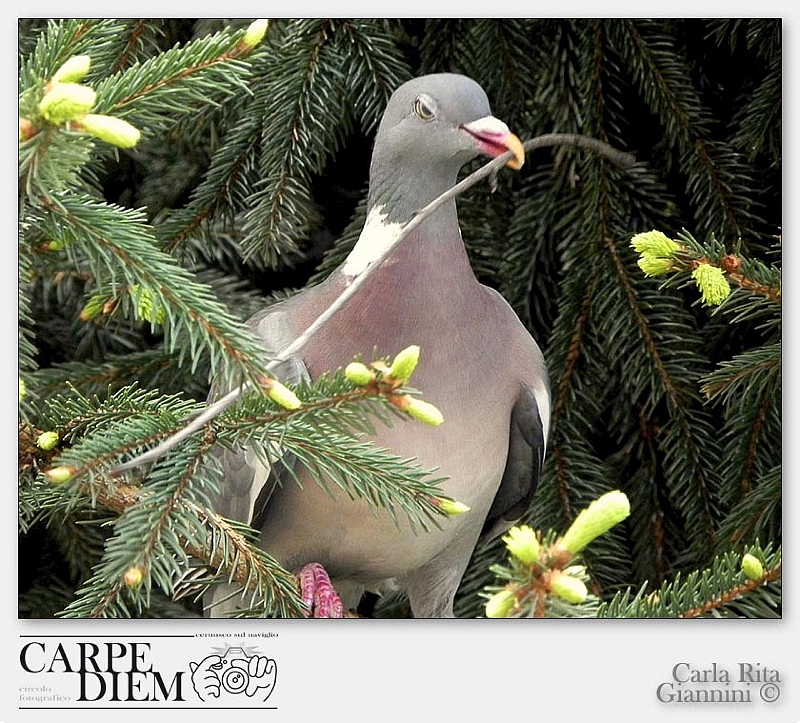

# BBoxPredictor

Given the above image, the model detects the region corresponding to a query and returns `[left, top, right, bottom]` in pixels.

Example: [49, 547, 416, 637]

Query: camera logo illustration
[190, 646, 277, 703]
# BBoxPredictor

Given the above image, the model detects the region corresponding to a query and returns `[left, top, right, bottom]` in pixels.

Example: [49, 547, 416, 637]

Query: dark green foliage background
[18, 19, 781, 618]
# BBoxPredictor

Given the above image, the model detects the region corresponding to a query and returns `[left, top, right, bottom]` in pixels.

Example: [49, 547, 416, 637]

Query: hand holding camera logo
[190, 647, 277, 702]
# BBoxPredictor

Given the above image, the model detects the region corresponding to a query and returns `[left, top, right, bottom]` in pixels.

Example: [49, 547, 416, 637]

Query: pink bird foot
[298, 563, 344, 618]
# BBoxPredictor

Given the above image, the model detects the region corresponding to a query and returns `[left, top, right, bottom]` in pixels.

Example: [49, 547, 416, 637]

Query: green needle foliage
[19, 19, 780, 619]
[598, 542, 781, 619]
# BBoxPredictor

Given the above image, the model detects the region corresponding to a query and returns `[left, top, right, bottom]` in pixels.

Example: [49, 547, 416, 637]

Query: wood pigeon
[207, 73, 550, 618]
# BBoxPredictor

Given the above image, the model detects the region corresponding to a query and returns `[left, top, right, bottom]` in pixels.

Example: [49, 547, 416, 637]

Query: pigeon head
[367, 73, 524, 221]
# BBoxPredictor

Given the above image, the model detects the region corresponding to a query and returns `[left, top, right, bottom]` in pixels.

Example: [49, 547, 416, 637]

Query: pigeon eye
[413, 96, 436, 121]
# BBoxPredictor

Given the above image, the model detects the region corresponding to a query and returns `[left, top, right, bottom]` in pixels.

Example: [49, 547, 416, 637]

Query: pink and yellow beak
[461, 116, 525, 170]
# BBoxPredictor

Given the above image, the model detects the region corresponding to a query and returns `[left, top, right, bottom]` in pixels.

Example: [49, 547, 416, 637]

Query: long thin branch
[113, 133, 634, 474]
[81, 475, 305, 616]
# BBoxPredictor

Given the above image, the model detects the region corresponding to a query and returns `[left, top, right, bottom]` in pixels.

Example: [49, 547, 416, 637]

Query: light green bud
[79, 294, 106, 321]
[132, 286, 166, 325]
[560, 490, 630, 555]
[434, 497, 470, 516]
[123, 566, 144, 589]
[630, 230, 680, 258]
[242, 19, 269, 48]
[388, 345, 420, 382]
[19, 117, 36, 142]
[264, 378, 301, 410]
[52, 55, 92, 83]
[45, 466, 75, 484]
[549, 571, 588, 604]
[502, 524, 540, 564]
[345, 361, 374, 386]
[741, 553, 764, 581]
[36, 431, 59, 451]
[19, 378, 26, 403]
[404, 397, 444, 427]
[637, 256, 674, 277]
[39, 82, 97, 124]
[692, 263, 731, 306]
[78, 114, 141, 148]
[484, 589, 517, 618]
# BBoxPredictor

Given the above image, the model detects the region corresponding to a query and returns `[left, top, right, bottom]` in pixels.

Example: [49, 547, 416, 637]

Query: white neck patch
[342, 205, 404, 279]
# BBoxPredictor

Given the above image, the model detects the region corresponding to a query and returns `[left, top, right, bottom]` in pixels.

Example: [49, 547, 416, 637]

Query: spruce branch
[56, 469, 305, 618]
[31, 194, 270, 389]
[19, 19, 269, 211]
[630, 229, 780, 559]
[606, 234, 719, 556]
[716, 465, 780, 548]
[598, 544, 781, 618]
[481, 491, 631, 618]
[158, 18, 407, 261]
[204, 359, 453, 531]
[89, 21, 266, 133]
[110, 20, 159, 74]
[333, 19, 412, 131]
[50, 364, 446, 532]
[680, 233, 782, 310]
[35, 365, 453, 617]
[28, 350, 208, 415]
[609, 20, 756, 241]
[237, 20, 349, 265]
[719, 261, 781, 303]
[549, 267, 600, 522]
[43, 429, 305, 618]
[18, 232, 38, 380]
[157, 108, 264, 255]
[190, 505, 305, 618]
[700, 343, 781, 405]
[631, 229, 780, 337]
[18, 19, 126, 93]
[60, 436, 216, 618]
